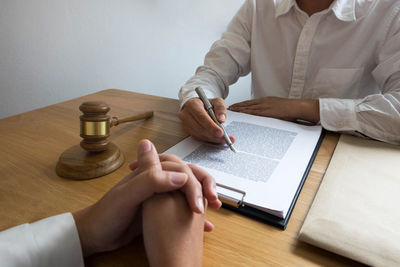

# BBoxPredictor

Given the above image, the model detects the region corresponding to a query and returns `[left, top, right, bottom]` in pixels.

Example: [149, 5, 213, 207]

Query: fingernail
[218, 114, 226, 122]
[170, 172, 187, 185]
[197, 197, 205, 213]
[138, 140, 151, 155]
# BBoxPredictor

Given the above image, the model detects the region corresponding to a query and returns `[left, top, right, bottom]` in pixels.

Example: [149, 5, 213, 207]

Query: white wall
[0, 0, 250, 119]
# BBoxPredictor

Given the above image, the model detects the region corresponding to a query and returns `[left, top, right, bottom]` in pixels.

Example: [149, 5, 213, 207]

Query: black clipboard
[219, 130, 326, 230]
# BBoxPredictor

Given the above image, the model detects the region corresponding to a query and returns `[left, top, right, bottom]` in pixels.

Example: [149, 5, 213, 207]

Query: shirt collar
[274, 0, 357, 22]
[331, 0, 357, 22]
[274, 0, 296, 18]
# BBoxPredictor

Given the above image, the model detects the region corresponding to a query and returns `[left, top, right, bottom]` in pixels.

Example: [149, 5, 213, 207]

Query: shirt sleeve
[0, 213, 84, 267]
[319, 7, 400, 144]
[178, 0, 254, 108]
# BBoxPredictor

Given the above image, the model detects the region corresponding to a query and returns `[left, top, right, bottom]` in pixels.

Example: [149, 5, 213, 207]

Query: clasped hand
[73, 139, 221, 257]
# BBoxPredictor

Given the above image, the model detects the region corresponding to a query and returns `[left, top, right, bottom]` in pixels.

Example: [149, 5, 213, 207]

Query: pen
[195, 87, 237, 153]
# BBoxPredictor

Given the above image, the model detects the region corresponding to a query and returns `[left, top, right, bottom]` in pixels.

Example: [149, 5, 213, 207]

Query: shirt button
[336, 122, 344, 128]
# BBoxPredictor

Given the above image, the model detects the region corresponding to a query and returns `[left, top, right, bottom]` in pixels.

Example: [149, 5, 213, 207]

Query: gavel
[79, 101, 153, 152]
[56, 101, 153, 180]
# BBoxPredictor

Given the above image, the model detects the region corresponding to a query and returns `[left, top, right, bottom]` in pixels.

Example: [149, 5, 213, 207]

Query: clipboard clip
[216, 183, 246, 208]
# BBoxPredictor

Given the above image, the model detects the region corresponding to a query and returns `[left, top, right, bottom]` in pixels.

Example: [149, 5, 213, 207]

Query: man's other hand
[229, 97, 320, 123]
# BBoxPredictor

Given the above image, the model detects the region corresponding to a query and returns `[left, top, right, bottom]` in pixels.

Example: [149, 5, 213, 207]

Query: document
[165, 110, 322, 219]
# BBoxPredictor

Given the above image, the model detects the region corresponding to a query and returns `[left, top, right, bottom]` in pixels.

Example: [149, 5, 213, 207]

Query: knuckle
[161, 154, 183, 165]
[181, 163, 192, 175]
[212, 98, 225, 106]
[186, 98, 203, 111]
[193, 98, 204, 106]
[160, 154, 174, 161]
[169, 154, 183, 163]
[148, 169, 164, 188]
[173, 164, 186, 174]
[188, 172, 201, 187]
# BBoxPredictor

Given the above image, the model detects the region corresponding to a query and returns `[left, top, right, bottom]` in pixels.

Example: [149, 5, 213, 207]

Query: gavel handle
[110, 111, 154, 127]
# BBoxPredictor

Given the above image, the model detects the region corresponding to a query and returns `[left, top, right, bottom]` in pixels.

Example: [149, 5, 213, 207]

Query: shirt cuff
[179, 90, 199, 110]
[179, 68, 226, 109]
[179, 86, 223, 110]
[319, 98, 360, 132]
[0, 213, 84, 267]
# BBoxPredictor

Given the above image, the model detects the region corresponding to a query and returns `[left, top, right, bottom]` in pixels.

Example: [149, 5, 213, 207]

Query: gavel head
[79, 101, 111, 152]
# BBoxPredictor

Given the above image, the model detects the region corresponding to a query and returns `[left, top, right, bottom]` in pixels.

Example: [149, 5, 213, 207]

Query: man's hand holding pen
[179, 94, 236, 146]
[194, 87, 236, 152]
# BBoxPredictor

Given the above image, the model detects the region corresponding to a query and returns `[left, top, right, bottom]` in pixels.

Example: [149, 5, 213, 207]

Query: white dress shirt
[180, 0, 400, 144]
[0, 213, 84, 267]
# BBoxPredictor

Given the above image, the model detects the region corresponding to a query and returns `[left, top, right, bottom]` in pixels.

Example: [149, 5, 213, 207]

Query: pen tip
[230, 145, 237, 153]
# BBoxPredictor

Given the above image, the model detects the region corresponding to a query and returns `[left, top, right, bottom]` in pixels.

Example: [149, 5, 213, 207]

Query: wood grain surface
[0, 89, 363, 266]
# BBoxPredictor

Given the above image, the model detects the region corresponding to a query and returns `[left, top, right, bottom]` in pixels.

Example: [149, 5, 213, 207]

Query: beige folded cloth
[299, 134, 400, 266]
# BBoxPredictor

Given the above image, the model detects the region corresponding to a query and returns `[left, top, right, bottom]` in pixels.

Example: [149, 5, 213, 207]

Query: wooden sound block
[56, 142, 124, 180]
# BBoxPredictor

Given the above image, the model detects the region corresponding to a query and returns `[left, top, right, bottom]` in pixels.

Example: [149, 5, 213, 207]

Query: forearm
[142, 192, 204, 267]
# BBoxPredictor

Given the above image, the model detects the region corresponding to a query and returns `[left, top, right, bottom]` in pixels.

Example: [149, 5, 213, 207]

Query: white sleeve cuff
[319, 98, 360, 132]
[0, 213, 84, 267]
[179, 90, 199, 110]
[179, 67, 227, 109]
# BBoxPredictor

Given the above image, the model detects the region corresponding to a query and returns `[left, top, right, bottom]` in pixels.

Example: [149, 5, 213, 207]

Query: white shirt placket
[288, 15, 323, 99]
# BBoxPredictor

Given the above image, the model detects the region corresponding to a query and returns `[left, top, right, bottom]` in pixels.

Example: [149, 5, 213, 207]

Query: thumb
[136, 139, 161, 172]
[211, 98, 227, 123]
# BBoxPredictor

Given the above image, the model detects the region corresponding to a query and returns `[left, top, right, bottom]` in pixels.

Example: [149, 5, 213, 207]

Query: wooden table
[0, 89, 363, 266]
